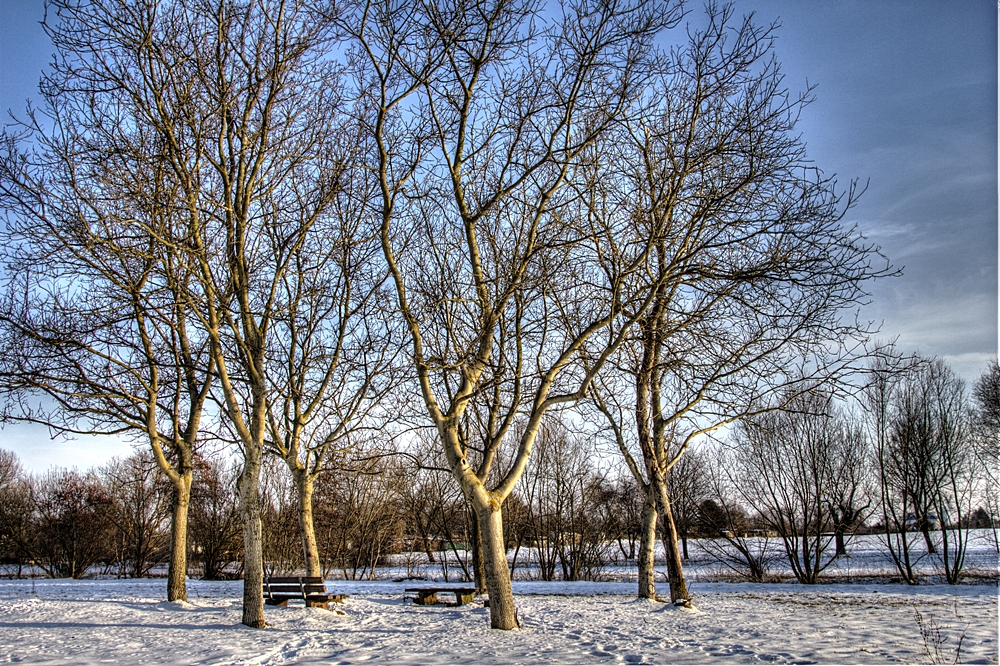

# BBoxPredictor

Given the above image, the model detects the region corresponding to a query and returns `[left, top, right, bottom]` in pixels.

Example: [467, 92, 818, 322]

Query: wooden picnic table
[404, 586, 477, 606]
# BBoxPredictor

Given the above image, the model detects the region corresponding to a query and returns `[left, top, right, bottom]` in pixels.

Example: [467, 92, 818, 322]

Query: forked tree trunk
[166, 472, 192, 602]
[477, 503, 518, 629]
[239, 451, 266, 628]
[637, 489, 657, 599]
[294, 472, 321, 578]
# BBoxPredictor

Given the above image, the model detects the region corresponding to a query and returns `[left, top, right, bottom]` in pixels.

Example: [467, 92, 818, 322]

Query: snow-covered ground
[0, 577, 996, 664]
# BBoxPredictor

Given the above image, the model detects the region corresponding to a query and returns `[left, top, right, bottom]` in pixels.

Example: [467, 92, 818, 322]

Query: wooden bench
[404, 586, 477, 606]
[262, 576, 346, 609]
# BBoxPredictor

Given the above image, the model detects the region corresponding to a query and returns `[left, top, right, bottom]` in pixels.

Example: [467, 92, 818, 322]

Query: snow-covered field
[0, 577, 996, 664]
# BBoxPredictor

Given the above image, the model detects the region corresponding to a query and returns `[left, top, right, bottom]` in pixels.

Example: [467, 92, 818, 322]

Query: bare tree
[189, 455, 243, 581]
[0, 0, 225, 602]
[31, 468, 116, 579]
[865, 350, 924, 584]
[730, 390, 867, 583]
[259, 456, 304, 576]
[668, 448, 710, 562]
[100, 452, 172, 578]
[587, 3, 889, 603]
[2, 0, 357, 626]
[343, 0, 683, 629]
[594, 473, 645, 566]
[92, 0, 353, 627]
[520, 417, 610, 582]
[256, 149, 401, 579]
[0, 449, 33, 576]
[885, 359, 975, 583]
[699, 448, 777, 582]
[397, 433, 478, 583]
[314, 444, 404, 581]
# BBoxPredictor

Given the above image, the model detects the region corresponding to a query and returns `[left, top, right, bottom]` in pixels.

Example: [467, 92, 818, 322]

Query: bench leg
[265, 599, 289, 607]
[306, 600, 329, 609]
[414, 592, 438, 605]
[455, 592, 475, 606]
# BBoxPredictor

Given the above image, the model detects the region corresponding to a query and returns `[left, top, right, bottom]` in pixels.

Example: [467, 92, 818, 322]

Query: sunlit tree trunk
[294, 472, 321, 578]
[637, 489, 658, 599]
[653, 474, 689, 604]
[166, 473, 192, 602]
[478, 504, 518, 630]
[239, 448, 265, 628]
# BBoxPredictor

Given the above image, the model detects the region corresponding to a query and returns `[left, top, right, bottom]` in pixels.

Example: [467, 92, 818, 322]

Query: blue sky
[0, 0, 997, 472]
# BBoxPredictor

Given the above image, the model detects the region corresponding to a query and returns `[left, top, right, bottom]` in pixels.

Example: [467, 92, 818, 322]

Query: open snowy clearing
[0, 579, 996, 664]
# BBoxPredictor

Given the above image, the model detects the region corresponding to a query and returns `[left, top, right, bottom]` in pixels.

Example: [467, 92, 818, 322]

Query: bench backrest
[263, 576, 326, 597]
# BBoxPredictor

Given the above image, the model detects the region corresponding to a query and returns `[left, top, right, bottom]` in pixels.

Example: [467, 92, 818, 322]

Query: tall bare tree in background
[700, 445, 776, 582]
[344, 0, 682, 629]
[865, 350, 923, 584]
[729, 390, 869, 584]
[101, 452, 172, 579]
[885, 359, 975, 583]
[588, 4, 889, 603]
[189, 454, 243, 580]
[0, 449, 34, 576]
[865, 354, 979, 583]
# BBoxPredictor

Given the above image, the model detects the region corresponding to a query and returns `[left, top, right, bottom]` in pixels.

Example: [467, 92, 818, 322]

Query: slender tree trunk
[470, 506, 486, 593]
[921, 524, 936, 554]
[240, 450, 266, 628]
[295, 473, 321, 578]
[166, 473, 192, 602]
[637, 488, 657, 599]
[834, 526, 847, 557]
[654, 478, 689, 605]
[478, 503, 518, 630]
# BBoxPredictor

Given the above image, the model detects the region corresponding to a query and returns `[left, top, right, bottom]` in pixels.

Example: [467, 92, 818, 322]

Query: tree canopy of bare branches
[587, 3, 890, 603]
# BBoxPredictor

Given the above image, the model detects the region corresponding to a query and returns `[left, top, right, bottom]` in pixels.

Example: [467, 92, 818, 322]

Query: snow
[0, 577, 996, 664]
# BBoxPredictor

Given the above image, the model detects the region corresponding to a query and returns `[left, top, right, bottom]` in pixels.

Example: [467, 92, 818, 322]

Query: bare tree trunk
[921, 524, 936, 554]
[294, 472, 321, 578]
[478, 504, 518, 630]
[834, 526, 847, 557]
[637, 489, 657, 599]
[167, 473, 192, 602]
[654, 479, 689, 605]
[239, 453, 266, 628]
[470, 506, 486, 593]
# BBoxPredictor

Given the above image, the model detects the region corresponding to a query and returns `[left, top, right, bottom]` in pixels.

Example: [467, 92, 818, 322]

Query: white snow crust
[0, 577, 996, 664]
